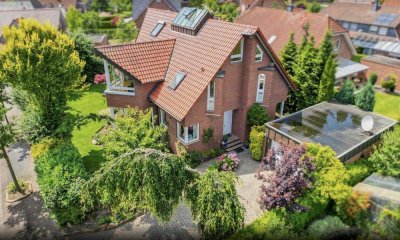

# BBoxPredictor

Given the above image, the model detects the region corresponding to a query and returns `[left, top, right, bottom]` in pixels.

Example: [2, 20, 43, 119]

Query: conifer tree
[281, 33, 298, 76]
[336, 80, 355, 104]
[355, 83, 375, 111]
[317, 55, 336, 102]
[317, 31, 334, 77]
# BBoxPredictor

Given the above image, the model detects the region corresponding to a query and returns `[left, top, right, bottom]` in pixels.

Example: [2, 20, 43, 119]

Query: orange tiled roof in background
[96, 39, 175, 84]
[236, 7, 347, 54]
[136, 8, 261, 121]
[384, 0, 400, 7]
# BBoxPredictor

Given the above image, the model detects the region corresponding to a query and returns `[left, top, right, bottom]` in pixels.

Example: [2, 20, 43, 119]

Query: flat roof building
[265, 102, 397, 162]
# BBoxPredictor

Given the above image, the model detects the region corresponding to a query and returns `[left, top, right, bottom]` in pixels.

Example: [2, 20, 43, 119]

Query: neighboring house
[239, 0, 286, 15]
[132, 0, 189, 29]
[96, 7, 295, 153]
[38, 0, 76, 8]
[322, 1, 400, 57]
[0, 0, 41, 10]
[87, 34, 109, 46]
[361, 55, 400, 93]
[236, 7, 369, 85]
[0, 8, 67, 44]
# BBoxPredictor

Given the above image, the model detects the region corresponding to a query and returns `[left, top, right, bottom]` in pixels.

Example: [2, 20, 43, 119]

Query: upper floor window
[256, 74, 266, 103]
[207, 80, 215, 111]
[350, 23, 358, 31]
[177, 122, 199, 144]
[370, 25, 379, 33]
[357, 23, 370, 33]
[387, 28, 397, 37]
[255, 44, 263, 62]
[342, 21, 350, 29]
[334, 39, 341, 51]
[378, 26, 388, 35]
[231, 38, 244, 63]
[159, 108, 167, 126]
[150, 21, 165, 37]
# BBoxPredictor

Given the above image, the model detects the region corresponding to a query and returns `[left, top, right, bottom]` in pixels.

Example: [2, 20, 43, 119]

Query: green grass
[351, 54, 367, 63]
[374, 91, 400, 121]
[68, 84, 107, 172]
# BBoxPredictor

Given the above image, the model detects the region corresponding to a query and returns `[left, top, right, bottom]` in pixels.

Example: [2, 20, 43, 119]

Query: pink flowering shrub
[94, 74, 106, 84]
[217, 153, 240, 172]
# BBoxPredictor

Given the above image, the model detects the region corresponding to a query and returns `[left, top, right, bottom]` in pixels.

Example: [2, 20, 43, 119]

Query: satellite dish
[361, 115, 374, 132]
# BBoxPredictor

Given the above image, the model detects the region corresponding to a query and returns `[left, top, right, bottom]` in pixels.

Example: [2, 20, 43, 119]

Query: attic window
[231, 39, 244, 63]
[169, 71, 186, 90]
[255, 44, 263, 62]
[150, 21, 165, 37]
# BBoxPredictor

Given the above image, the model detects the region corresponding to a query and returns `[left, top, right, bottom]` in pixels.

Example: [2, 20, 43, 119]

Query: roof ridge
[96, 38, 176, 49]
[209, 18, 258, 30]
[0, 8, 61, 12]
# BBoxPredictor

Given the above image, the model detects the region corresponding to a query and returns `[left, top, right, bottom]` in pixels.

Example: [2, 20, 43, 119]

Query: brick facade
[332, 34, 353, 60]
[361, 58, 400, 92]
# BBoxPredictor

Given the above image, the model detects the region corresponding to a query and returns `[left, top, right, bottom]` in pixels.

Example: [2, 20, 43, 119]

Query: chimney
[371, 1, 380, 12]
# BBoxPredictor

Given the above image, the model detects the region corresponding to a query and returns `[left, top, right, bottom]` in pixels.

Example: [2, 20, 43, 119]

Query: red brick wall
[105, 81, 156, 110]
[166, 36, 290, 153]
[360, 58, 400, 92]
[332, 34, 353, 60]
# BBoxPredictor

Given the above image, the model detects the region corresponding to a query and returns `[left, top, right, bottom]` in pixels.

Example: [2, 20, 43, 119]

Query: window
[231, 38, 244, 63]
[350, 23, 358, 31]
[256, 74, 266, 103]
[255, 44, 263, 62]
[177, 122, 199, 144]
[216, 70, 225, 78]
[207, 80, 215, 111]
[357, 24, 370, 32]
[150, 21, 165, 37]
[370, 25, 379, 33]
[387, 28, 397, 37]
[169, 71, 186, 90]
[159, 109, 167, 126]
[104, 60, 135, 95]
[334, 39, 341, 51]
[342, 21, 350, 29]
[378, 26, 388, 35]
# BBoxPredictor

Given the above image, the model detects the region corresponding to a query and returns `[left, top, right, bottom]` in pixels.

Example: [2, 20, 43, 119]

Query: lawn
[68, 84, 107, 172]
[374, 91, 400, 121]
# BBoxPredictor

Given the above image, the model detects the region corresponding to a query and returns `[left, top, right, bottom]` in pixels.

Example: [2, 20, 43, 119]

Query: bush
[374, 207, 400, 239]
[11, 88, 30, 111]
[184, 151, 203, 168]
[309, 2, 321, 13]
[307, 216, 348, 239]
[336, 190, 370, 227]
[368, 125, 400, 177]
[346, 158, 372, 186]
[202, 148, 223, 160]
[355, 83, 375, 111]
[231, 210, 293, 240]
[7, 180, 27, 194]
[20, 105, 52, 143]
[249, 126, 264, 160]
[35, 143, 88, 225]
[368, 73, 378, 85]
[217, 152, 240, 171]
[381, 74, 397, 92]
[335, 80, 355, 104]
[31, 137, 58, 160]
[202, 127, 213, 143]
[247, 103, 268, 128]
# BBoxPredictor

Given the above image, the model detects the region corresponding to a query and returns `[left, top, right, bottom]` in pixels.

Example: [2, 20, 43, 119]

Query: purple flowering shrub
[257, 144, 315, 210]
[217, 152, 240, 172]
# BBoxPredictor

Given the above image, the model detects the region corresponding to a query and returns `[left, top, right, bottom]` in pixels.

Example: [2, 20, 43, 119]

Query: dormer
[171, 7, 211, 36]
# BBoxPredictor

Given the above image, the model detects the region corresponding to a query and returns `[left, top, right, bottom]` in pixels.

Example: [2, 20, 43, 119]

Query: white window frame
[177, 122, 199, 144]
[159, 108, 167, 127]
[255, 44, 263, 62]
[103, 60, 135, 96]
[378, 26, 388, 36]
[256, 74, 266, 103]
[230, 38, 244, 63]
[207, 80, 215, 111]
[334, 39, 341, 52]
[369, 25, 378, 33]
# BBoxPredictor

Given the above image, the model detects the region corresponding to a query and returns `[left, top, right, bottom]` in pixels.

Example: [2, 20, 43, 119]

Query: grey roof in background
[363, 54, 400, 67]
[132, 0, 181, 20]
[336, 57, 369, 79]
[0, 8, 65, 37]
[0, 1, 34, 10]
[266, 102, 397, 160]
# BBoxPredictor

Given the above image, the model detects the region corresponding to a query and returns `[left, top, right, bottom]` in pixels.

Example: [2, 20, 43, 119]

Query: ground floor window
[177, 122, 199, 144]
[159, 108, 167, 126]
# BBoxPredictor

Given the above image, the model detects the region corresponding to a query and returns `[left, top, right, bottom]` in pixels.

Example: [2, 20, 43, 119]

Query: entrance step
[223, 134, 243, 152]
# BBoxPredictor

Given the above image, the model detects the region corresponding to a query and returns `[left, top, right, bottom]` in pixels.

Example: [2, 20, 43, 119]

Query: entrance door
[223, 110, 233, 135]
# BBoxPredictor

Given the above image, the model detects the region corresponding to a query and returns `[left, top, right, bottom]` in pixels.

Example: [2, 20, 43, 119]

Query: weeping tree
[81, 148, 245, 239]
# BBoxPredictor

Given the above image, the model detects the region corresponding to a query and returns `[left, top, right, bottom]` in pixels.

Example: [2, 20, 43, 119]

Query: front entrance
[223, 110, 233, 135]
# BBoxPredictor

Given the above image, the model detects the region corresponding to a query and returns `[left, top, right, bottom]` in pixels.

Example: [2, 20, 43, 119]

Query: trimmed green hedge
[346, 158, 373, 186]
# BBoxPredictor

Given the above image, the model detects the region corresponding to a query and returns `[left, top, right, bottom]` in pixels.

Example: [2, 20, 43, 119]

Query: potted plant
[221, 135, 229, 148]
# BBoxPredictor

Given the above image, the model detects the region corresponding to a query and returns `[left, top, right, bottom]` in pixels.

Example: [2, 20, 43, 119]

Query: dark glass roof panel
[374, 13, 398, 26]
[172, 7, 209, 30]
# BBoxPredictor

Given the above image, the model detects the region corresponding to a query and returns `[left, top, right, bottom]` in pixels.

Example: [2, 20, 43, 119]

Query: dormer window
[169, 71, 186, 90]
[231, 38, 244, 63]
[150, 21, 165, 37]
[255, 44, 263, 62]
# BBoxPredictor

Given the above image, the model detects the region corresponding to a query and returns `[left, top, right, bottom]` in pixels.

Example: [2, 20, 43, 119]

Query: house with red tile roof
[236, 7, 369, 85]
[96, 7, 295, 153]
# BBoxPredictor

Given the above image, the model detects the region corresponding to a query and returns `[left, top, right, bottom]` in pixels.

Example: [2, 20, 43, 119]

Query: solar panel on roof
[374, 13, 398, 26]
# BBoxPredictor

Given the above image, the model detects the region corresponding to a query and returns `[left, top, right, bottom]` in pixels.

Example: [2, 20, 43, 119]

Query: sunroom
[103, 60, 135, 96]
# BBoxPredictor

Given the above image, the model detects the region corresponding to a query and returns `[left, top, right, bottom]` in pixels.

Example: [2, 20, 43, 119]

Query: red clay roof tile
[96, 39, 175, 84]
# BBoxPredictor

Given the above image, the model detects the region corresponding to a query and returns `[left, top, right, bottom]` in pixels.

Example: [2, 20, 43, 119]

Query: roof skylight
[374, 13, 398, 26]
[169, 71, 186, 90]
[150, 21, 165, 37]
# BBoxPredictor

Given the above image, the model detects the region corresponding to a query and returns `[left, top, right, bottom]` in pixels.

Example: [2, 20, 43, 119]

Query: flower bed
[217, 152, 240, 171]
